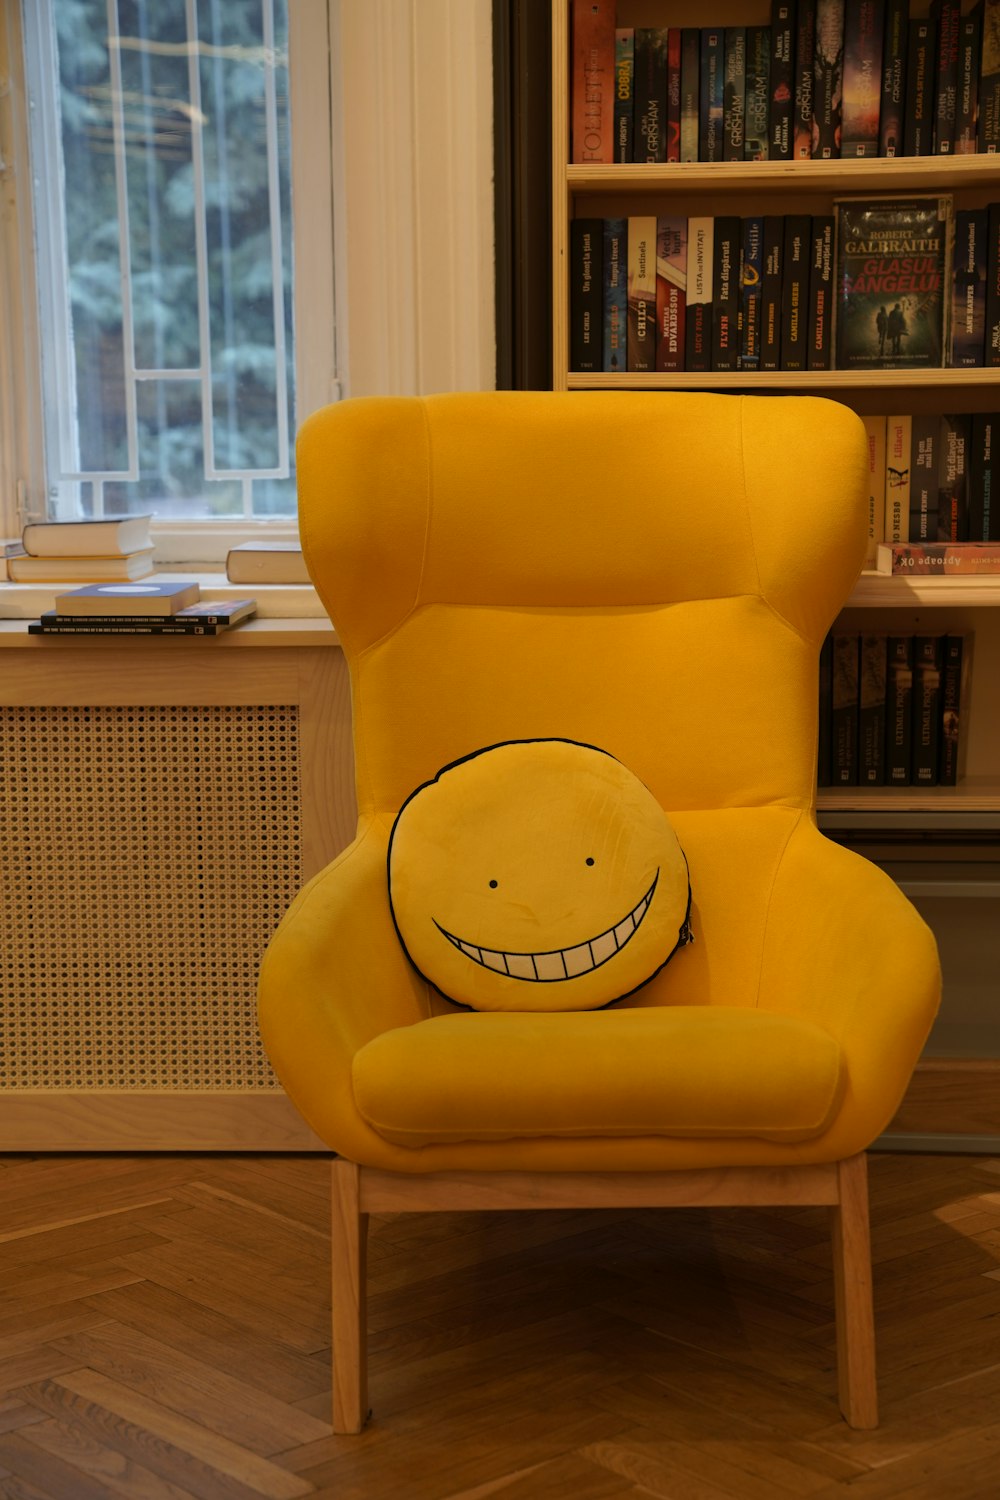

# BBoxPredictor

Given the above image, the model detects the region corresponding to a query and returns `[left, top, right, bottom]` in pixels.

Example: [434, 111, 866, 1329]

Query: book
[859, 632, 887, 784]
[685, 217, 714, 371]
[842, 1, 884, 158]
[225, 540, 310, 584]
[981, 0, 1000, 152]
[876, 541, 1000, 574]
[53, 580, 201, 615]
[31, 599, 257, 635]
[627, 215, 657, 371]
[955, 10, 981, 154]
[20, 514, 153, 558]
[831, 631, 860, 785]
[834, 196, 951, 371]
[862, 415, 887, 566]
[740, 216, 763, 369]
[818, 631, 833, 786]
[572, 0, 616, 163]
[569, 219, 603, 372]
[711, 215, 741, 371]
[6, 549, 156, 583]
[986, 202, 1000, 366]
[951, 208, 987, 367]
[808, 214, 834, 369]
[635, 27, 668, 162]
[968, 412, 998, 541]
[760, 216, 784, 369]
[812, 0, 845, 159]
[912, 634, 944, 785]
[794, 0, 817, 158]
[666, 27, 682, 162]
[780, 214, 810, 370]
[939, 633, 963, 785]
[744, 24, 771, 160]
[723, 27, 747, 161]
[910, 414, 938, 540]
[603, 217, 627, 374]
[769, 2, 795, 161]
[903, 19, 936, 157]
[885, 634, 913, 784]
[929, 0, 960, 154]
[679, 28, 700, 161]
[655, 216, 687, 372]
[699, 29, 725, 163]
[885, 413, 911, 542]
[1, 537, 27, 580]
[937, 412, 970, 541]
[878, 0, 907, 157]
[614, 29, 634, 163]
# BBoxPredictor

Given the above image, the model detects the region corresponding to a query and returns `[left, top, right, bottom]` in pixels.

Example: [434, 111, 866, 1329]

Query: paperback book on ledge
[876, 542, 1000, 575]
[29, 599, 257, 636]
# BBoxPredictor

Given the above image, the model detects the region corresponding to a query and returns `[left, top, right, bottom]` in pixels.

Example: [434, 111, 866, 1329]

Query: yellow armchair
[258, 392, 940, 1432]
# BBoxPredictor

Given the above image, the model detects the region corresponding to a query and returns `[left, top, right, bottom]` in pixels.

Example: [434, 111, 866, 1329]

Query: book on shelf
[834, 196, 951, 372]
[969, 412, 998, 541]
[862, 415, 887, 567]
[859, 631, 888, 785]
[808, 214, 834, 370]
[885, 413, 911, 542]
[877, 540, 1000, 574]
[54, 580, 201, 616]
[981, 0, 1000, 152]
[570, 219, 603, 373]
[929, 0, 960, 155]
[745, 24, 771, 160]
[910, 413, 938, 541]
[614, 29, 634, 163]
[812, 0, 845, 159]
[666, 27, 682, 162]
[627, 216, 657, 372]
[879, 0, 907, 157]
[937, 412, 970, 541]
[723, 27, 747, 162]
[818, 633, 833, 787]
[769, 2, 795, 160]
[912, 634, 944, 785]
[885, 634, 913, 785]
[636, 27, 668, 163]
[760, 216, 784, 370]
[955, 9, 981, 154]
[700, 28, 724, 162]
[603, 218, 627, 374]
[20, 514, 153, 558]
[685, 217, 714, 372]
[780, 214, 810, 370]
[939, 634, 963, 785]
[711, 215, 741, 372]
[6, 549, 156, 583]
[951, 208, 987, 367]
[903, 19, 936, 157]
[679, 28, 700, 162]
[30, 599, 257, 636]
[841, 0, 884, 159]
[740, 216, 763, 370]
[225, 540, 310, 585]
[794, 0, 818, 159]
[571, 0, 616, 163]
[655, 216, 687, 373]
[986, 202, 1000, 365]
[831, 631, 860, 786]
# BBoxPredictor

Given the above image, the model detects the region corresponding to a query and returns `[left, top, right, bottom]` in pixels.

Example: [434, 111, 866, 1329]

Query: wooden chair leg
[831, 1152, 878, 1429]
[331, 1157, 369, 1433]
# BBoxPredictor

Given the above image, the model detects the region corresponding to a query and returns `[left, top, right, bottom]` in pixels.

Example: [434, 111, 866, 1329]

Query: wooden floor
[1, 1152, 999, 1499]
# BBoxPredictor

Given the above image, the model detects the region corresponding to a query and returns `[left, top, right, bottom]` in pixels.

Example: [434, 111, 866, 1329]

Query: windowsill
[0, 572, 326, 621]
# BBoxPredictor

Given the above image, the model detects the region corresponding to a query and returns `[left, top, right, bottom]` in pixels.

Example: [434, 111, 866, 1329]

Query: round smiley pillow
[387, 739, 692, 1012]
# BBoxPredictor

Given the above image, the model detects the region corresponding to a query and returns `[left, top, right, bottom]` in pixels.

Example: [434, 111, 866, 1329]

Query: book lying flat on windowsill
[29, 598, 257, 636]
[53, 581, 202, 615]
[226, 539, 310, 584]
[6, 549, 156, 583]
[20, 514, 154, 557]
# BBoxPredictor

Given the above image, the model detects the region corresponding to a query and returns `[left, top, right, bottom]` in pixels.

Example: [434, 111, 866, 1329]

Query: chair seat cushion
[352, 1007, 845, 1147]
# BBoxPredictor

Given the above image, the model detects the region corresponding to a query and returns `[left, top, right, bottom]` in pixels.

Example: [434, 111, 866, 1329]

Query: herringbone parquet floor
[1, 1150, 999, 1499]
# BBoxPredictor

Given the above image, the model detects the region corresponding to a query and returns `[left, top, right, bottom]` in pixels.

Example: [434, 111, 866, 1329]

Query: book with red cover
[572, 0, 616, 163]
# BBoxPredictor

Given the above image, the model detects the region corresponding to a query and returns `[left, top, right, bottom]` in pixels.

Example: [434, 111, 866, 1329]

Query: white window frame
[0, 0, 495, 566]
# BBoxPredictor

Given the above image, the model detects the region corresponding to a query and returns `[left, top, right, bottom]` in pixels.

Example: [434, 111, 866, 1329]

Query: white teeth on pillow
[437, 873, 659, 982]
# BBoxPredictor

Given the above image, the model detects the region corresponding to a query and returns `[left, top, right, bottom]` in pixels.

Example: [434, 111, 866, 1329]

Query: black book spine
[569, 219, 604, 373]
[903, 20, 936, 157]
[741, 217, 764, 369]
[700, 29, 725, 163]
[842, 0, 885, 159]
[781, 215, 811, 370]
[680, 28, 700, 161]
[937, 412, 970, 541]
[794, 0, 817, 157]
[859, 633, 887, 785]
[818, 631, 833, 786]
[712, 216, 741, 371]
[603, 217, 627, 374]
[686, 217, 714, 371]
[885, 635, 913, 785]
[760, 216, 784, 370]
[986, 202, 1000, 366]
[745, 25, 771, 159]
[808, 214, 834, 369]
[879, 0, 907, 156]
[635, 29, 668, 163]
[952, 208, 987, 367]
[769, 3, 795, 160]
[666, 28, 682, 162]
[955, 11, 981, 154]
[723, 28, 747, 161]
[910, 413, 938, 540]
[968, 411, 996, 540]
[930, 0, 960, 154]
[980, 0, 1000, 152]
[912, 634, 944, 785]
[614, 29, 634, 165]
[939, 633, 963, 786]
[812, 0, 845, 159]
[832, 632, 860, 786]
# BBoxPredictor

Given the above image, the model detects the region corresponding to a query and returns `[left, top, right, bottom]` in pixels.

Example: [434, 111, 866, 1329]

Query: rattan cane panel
[0, 705, 301, 1090]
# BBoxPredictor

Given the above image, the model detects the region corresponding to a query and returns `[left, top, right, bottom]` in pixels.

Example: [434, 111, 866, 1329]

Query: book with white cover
[7, 549, 156, 583]
[21, 514, 153, 557]
[226, 540, 310, 584]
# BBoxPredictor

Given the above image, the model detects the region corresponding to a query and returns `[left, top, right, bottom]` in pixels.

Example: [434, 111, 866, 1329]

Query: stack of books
[28, 582, 257, 637]
[7, 515, 156, 583]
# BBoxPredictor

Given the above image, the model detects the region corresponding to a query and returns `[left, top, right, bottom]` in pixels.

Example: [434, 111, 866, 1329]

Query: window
[6, 0, 337, 546]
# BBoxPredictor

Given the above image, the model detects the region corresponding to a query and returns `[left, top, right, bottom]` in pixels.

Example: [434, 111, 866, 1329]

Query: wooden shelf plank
[818, 777, 1000, 815]
[565, 368, 1000, 390]
[566, 156, 1000, 195]
[846, 574, 1000, 607]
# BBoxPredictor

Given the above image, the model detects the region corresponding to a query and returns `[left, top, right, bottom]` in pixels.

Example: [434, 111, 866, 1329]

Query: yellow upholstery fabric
[388, 738, 692, 1011]
[258, 392, 941, 1174]
[352, 1008, 844, 1146]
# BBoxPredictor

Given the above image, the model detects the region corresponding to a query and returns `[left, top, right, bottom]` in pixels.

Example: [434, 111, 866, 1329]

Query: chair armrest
[758, 816, 941, 1153]
[258, 819, 432, 1156]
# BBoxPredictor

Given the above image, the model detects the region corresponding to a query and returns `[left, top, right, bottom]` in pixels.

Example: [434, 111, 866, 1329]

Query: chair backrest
[297, 392, 868, 826]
